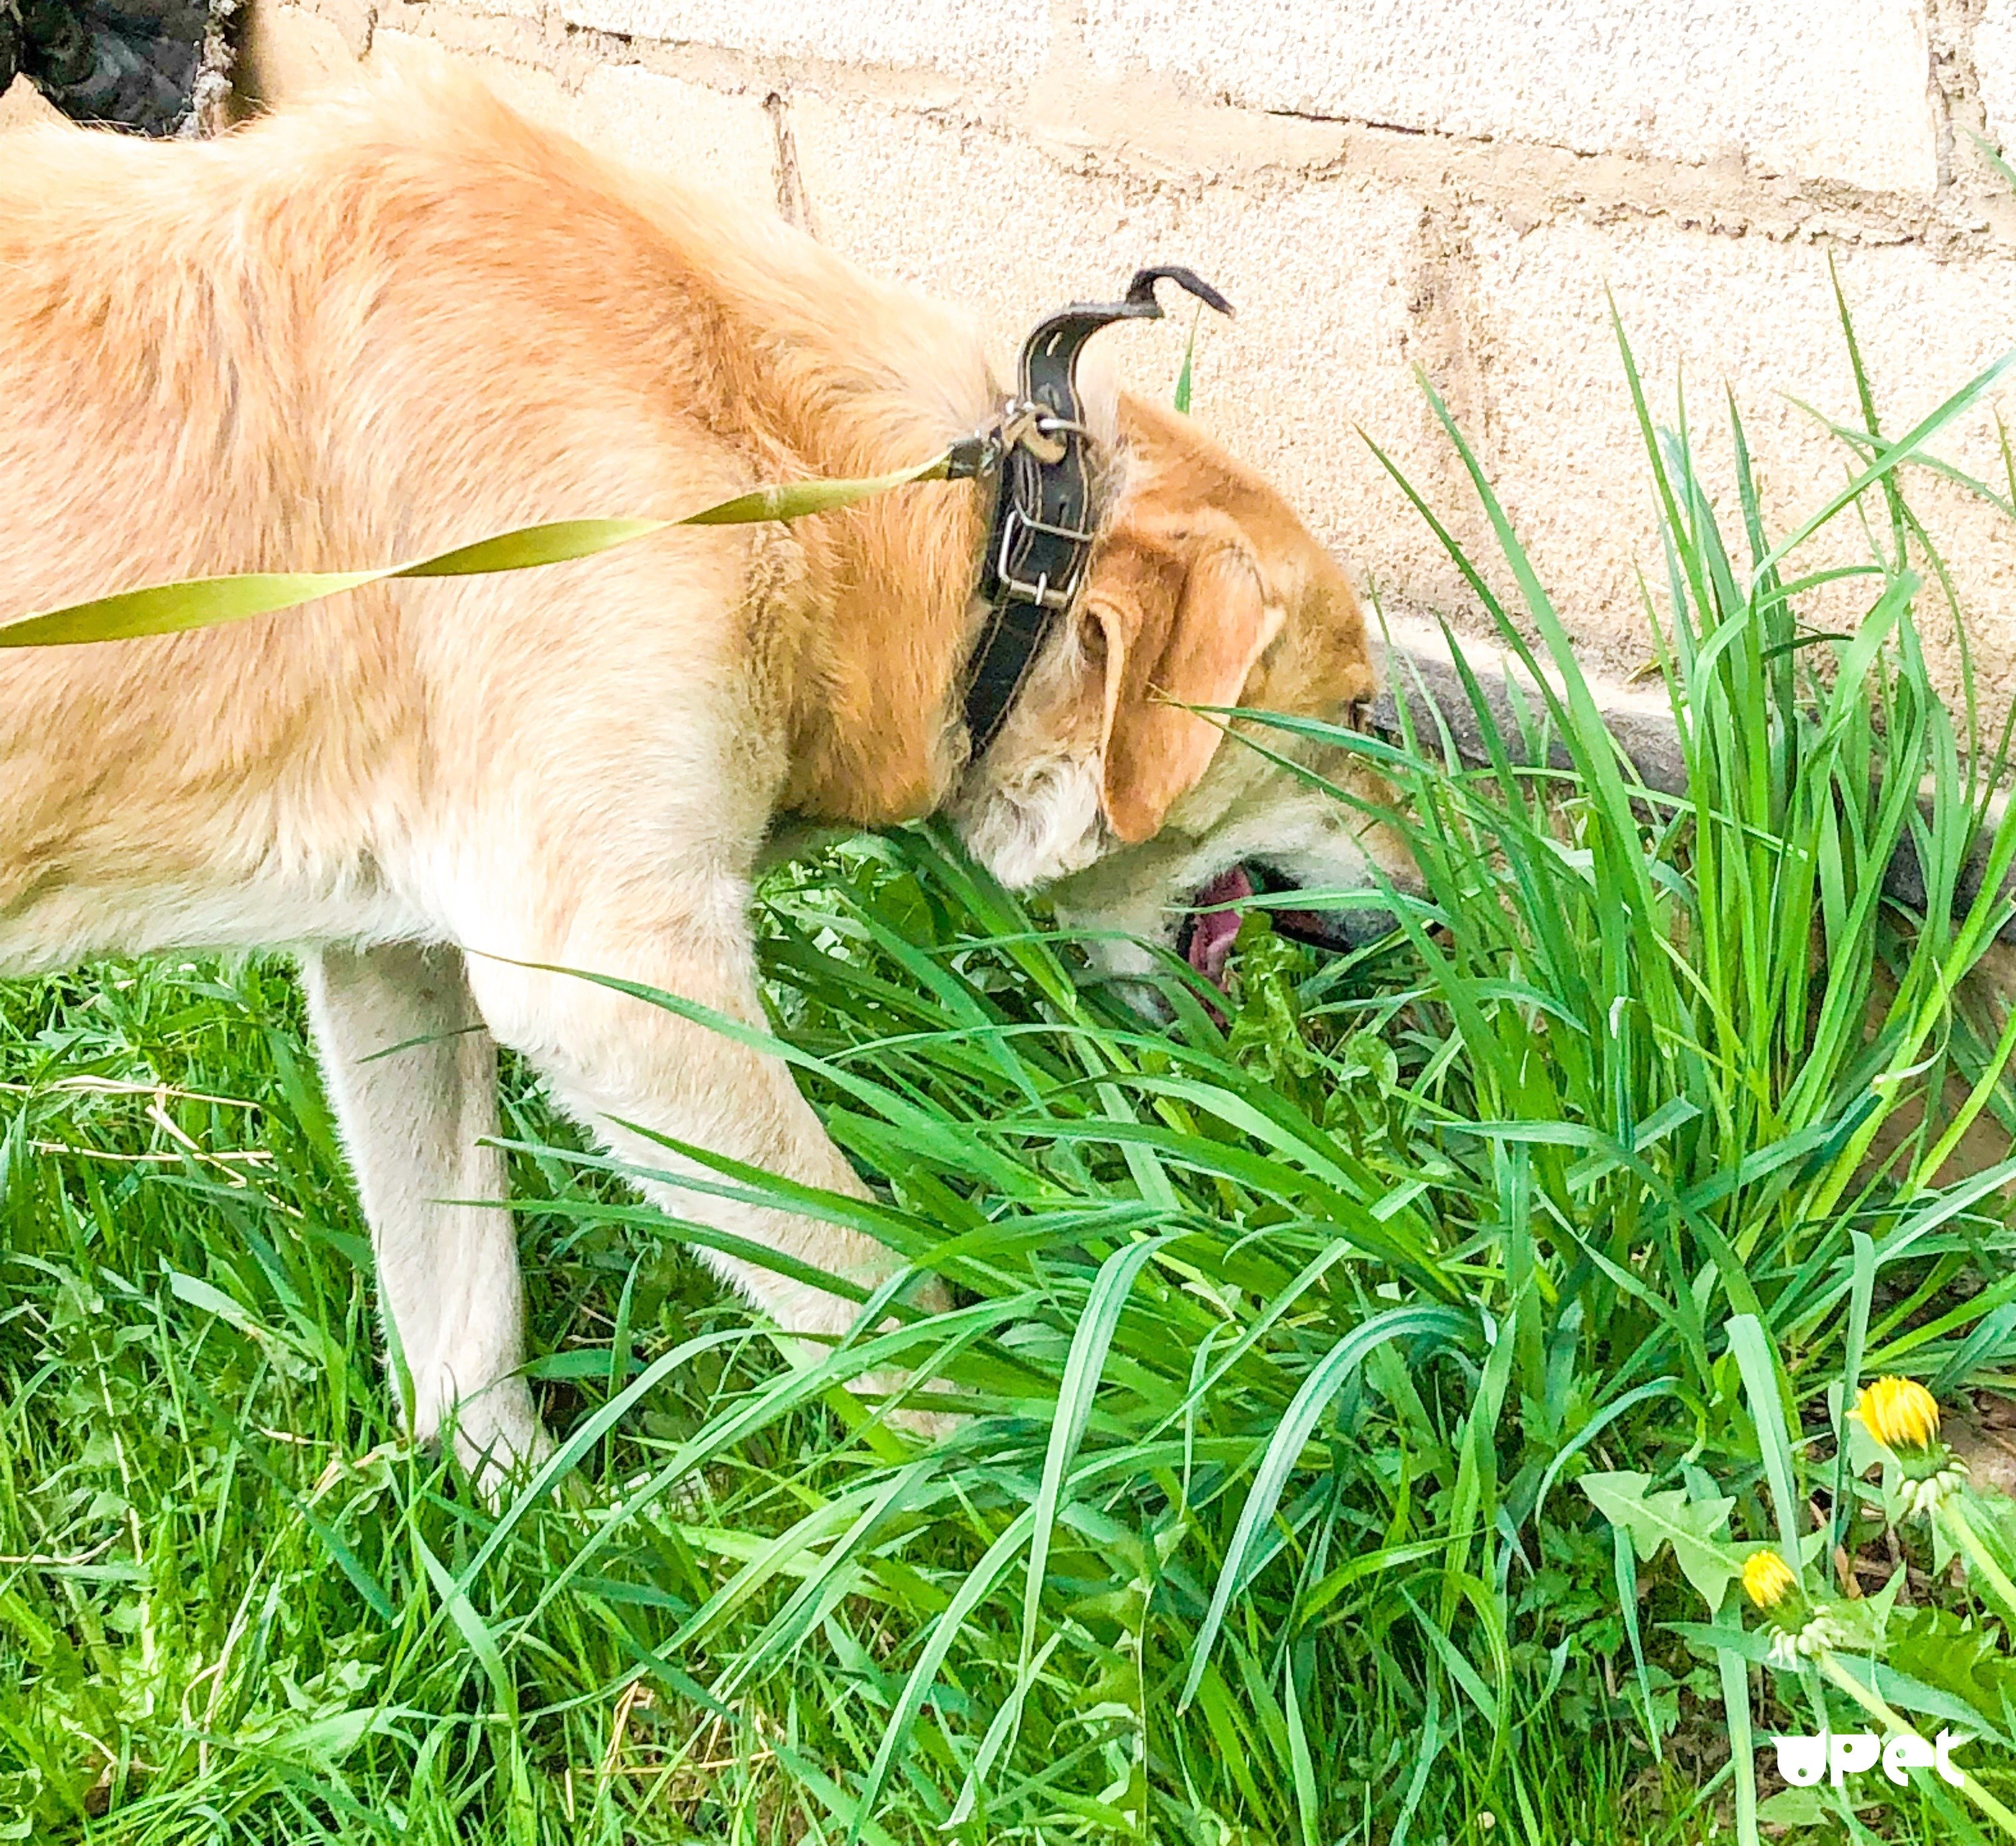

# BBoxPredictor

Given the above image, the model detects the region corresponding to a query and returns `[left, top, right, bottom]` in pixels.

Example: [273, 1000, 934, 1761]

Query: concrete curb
[1371, 631, 2016, 947]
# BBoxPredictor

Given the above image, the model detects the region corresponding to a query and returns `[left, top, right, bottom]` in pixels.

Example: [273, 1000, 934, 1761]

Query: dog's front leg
[300, 942, 549, 1488]
[460, 894, 936, 1395]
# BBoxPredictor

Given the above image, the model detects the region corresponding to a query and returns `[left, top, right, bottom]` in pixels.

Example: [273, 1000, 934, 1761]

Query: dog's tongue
[1187, 865, 1253, 988]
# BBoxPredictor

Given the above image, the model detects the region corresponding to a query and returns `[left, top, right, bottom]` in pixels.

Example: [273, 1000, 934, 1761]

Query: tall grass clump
[3, 299, 2016, 1844]
[1319, 294, 2016, 1838]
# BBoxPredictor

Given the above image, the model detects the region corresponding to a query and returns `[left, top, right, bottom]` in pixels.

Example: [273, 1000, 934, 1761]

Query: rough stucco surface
[554, 0, 1046, 82]
[1979, 0, 2016, 154]
[19, 0, 2016, 710]
[571, 62, 777, 200]
[1463, 213, 2016, 703]
[1085, 0, 1943, 196]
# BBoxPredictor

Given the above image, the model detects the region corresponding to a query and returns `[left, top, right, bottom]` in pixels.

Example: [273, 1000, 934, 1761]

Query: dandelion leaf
[1580, 1469, 1739, 1613]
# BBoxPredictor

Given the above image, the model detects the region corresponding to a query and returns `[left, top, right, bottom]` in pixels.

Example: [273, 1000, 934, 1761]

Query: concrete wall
[11, 2, 2016, 708]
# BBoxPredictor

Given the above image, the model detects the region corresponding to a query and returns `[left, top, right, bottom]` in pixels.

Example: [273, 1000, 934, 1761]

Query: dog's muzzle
[1178, 863, 1401, 989]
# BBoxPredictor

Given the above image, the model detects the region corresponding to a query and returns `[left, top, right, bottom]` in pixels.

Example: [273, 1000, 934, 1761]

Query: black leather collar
[949, 267, 1232, 766]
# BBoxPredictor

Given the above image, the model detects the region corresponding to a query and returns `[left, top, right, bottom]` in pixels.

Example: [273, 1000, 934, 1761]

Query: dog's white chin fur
[947, 614, 1110, 891]
[954, 746, 1107, 890]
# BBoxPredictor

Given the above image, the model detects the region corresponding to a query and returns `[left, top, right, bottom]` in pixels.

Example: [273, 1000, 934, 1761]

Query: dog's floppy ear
[1089, 538, 1283, 844]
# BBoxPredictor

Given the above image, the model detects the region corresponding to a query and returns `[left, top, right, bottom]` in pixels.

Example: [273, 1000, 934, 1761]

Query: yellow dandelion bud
[1855, 1377, 1942, 1454]
[1743, 1548, 1797, 1612]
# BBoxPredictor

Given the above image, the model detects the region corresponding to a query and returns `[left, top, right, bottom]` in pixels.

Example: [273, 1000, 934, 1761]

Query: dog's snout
[1334, 903, 1402, 947]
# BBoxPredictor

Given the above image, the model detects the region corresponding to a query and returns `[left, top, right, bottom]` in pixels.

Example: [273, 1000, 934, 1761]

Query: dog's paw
[445, 1383, 556, 1505]
[849, 1366, 963, 1443]
[887, 1399, 963, 1442]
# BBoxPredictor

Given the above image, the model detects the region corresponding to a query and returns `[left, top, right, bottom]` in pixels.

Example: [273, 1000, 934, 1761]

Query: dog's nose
[1333, 904, 1402, 947]
[1269, 900, 1401, 953]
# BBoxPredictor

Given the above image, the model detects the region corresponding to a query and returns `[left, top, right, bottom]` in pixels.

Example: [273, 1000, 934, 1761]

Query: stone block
[239, 2, 358, 104]
[313, 0, 381, 59]
[573, 63, 777, 207]
[1083, 0, 1941, 195]
[1457, 213, 2016, 701]
[1979, 0, 2016, 155]
[458, 0, 544, 22]
[555, 0, 1045, 85]
[367, 27, 575, 128]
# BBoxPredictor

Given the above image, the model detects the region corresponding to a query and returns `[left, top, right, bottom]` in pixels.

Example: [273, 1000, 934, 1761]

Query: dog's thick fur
[0, 65, 1399, 1481]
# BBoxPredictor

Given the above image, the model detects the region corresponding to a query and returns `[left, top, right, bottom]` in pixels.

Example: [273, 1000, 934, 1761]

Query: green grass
[6, 309, 2016, 1844]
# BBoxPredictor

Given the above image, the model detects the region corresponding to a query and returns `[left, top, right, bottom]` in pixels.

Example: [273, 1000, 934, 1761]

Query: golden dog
[0, 65, 1398, 1483]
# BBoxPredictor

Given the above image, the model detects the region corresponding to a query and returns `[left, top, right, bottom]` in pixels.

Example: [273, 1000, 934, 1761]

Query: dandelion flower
[1743, 1549, 1797, 1612]
[1741, 1549, 1845, 1665]
[1855, 1377, 1941, 1452]
[1855, 1377, 1967, 1517]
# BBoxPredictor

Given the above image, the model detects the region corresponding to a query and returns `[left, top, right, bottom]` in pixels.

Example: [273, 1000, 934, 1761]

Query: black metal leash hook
[1123, 265, 1236, 318]
[943, 267, 1235, 479]
[1019, 266, 1236, 414]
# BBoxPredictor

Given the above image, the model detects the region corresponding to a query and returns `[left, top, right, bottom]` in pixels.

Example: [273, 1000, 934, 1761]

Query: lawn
[7, 311, 2016, 1843]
